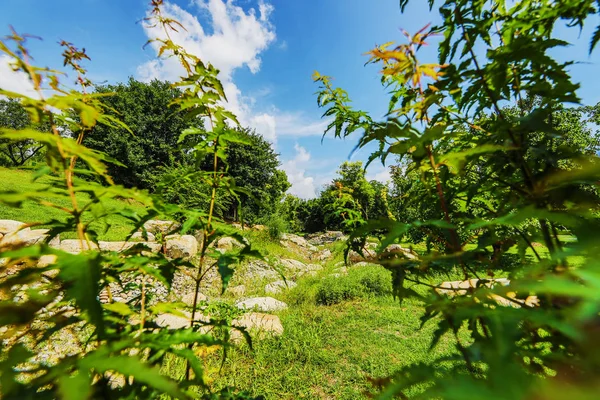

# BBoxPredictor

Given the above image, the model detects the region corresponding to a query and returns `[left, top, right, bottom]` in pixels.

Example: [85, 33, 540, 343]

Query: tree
[314, 0, 600, 397]
[219, 128, 290, 222]
[82, 78, 192, 189]
[0, 98, 48, 166]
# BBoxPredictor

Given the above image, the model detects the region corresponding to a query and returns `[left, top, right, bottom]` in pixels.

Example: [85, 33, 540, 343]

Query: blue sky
[1, 0, 600, 198]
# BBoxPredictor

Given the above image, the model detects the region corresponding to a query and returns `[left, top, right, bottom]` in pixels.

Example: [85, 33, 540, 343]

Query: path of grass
[0, 167, 148, 240]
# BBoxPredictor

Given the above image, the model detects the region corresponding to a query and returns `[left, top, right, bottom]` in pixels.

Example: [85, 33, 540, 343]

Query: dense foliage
[0, 3, 263, 398]
[314, 0, 600, 398]
[0, 98, 50, 166]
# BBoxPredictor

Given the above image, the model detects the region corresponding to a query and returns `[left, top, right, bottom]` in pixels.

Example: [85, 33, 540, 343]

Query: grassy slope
[0, 167, 147, 240]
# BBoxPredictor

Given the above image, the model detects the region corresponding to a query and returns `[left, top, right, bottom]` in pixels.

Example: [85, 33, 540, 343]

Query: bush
[348, 264, 392, 296]
[261, 213, 288, 240]
[314, 265, 392, 305]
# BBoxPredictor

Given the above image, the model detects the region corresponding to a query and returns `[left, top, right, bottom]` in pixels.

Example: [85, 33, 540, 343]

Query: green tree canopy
[82, 77, 192, 189]
[0, 98, 49, 166]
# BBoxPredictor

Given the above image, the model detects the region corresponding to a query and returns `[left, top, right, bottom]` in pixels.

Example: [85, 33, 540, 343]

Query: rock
[281, 233, 309, 248]
[235, 297, 288, 312]
[0, 228, 48, 250]
[280, 258, 306, 271]
[243, 260, 280, 281]
[348, 244, 418, 264]
[228, 285, 246, 297]
[0, 220, 27, 235]
[216, 236, 243, 250]
[265, 280, 297, 294]
[143, 220, 181, 236]
[99, 241, 136, 252]
[165, 235, 198, 259]
[181, 291, 208, 306]
[48, 234, 60, 248]
[131, 231, 156, 242]
[313, 248, 332, 261]
[252, 224, 267, 231]
[59, 240, 99, 254]
[231, 312, 284, 340]
[307, 231, 346, 245]
[156, 312, 192, 329]
[37, 254, 57, 267]
[156, 311, 210, 330]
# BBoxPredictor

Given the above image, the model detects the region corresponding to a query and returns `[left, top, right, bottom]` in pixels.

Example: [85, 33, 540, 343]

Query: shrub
[261, 213, 288, 240]
[348, 264, 392, 296]
[314, 265, 392, 305]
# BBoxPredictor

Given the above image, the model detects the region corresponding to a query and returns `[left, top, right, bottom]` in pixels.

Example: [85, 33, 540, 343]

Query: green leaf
[79, 353, 184, 398]
[57, 372, 92, 400]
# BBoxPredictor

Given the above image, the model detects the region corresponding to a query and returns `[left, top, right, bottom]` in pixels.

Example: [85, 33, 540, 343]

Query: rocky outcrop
[265, 280, 297, 295]
[143, 219, 181, 236]
[231, 312, 284, 340]
[307, 231, 346, 246]
[0, 220, 27, 235]
[0, 228, 48, 250]
[235, 297, 288, 312]
[435, 278, 539, 308]
[165, 235, 198, 260]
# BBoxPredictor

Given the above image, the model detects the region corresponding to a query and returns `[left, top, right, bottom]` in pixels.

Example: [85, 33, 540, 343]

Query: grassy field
[0, 167, 148, 240]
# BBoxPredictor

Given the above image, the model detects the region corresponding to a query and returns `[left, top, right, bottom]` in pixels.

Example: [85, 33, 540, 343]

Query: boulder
[143, 220, 181, 236]
[0, 228, 48, 250]
[156, 312, 192, 330]
[243, 260, 279, 281]
[280, 258, 306, 271]
[307, 231, 346, 246]
[37, 254, 57, 268]
[216, 236, 243, 250]
[281, 233, 309, 248]
[99, 241, 135, 252]
[235, 297, 288, 312]
[231, 312, 284, 340]
[59, 240, 99, 254]
[0, 220, 27, 235]
[313, 248, 332, 261]
[181, 291, 208, 306]
[130, 231, 156, 242]
[165, 235, 198, 259]
[265, 280, 297, 295]
[228, 285, 246, 297]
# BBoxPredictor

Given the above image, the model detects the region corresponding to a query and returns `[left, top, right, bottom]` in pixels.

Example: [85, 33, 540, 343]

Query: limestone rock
[156, 312, 192, 329]
[143, 220, 181, 236]
[307, 231, 346, 246]
[99, 241, 135, 252]
[228, 285, 246, 297]
[232, 312, 284, 340]
[265, 280, 297, 295]
[216, 236, 243, 250]
[243, 260, 279, 280]
[313, 248, 332, 261]
[0, 228, 48, 250]
[0, 220, 27, 235]
[59, 240, 99, 254]
[131, 231, 156, 242]
[281, 233, 309, 248]
[280, 258, 306, 271]
[165, 235, 198, 259]
[181, 291, 208, 306]
[235, 297, 288, 312]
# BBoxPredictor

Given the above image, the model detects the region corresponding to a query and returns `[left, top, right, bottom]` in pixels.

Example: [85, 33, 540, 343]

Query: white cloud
[275, 112, 330, 137]
[281, 144, 317, 199]
[137, 0, 281, 142]
[136, 1, 330, 145]
[366, 163, 392, 184]
[0, 55, 38, 99]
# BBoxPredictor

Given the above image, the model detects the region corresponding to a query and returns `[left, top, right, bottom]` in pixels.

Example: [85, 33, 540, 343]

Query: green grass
[0, 167, 148, 240]
[205, 297, 457, 399]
